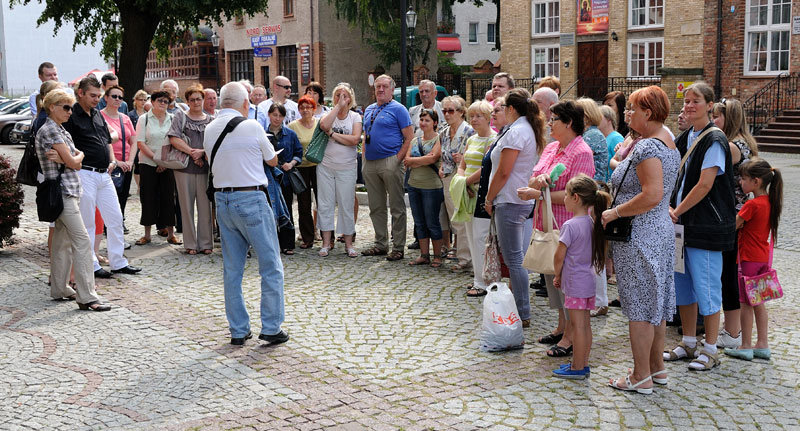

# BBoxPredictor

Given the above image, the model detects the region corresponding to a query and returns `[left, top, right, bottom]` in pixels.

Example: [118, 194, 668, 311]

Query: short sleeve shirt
[464, 133, 496, 177]
[321, 111, 361, 171]
[675, 127, 727, 206]
[531, 136, 596, 229]
[583, 126, 609, 183]
[408, 136, 442, 189]
[100, 110, 136, 162]
[363, 100, 412, 161]
[63, 103, 112, 169]
[559, 215, 597, 298]
[738, 195, 771, 262]
[488, 116, 540, 205]
[439, 121, 475, 175]
[203, 109, 275, 188]
[167, 109, 213, 174]
[35, 118, 82, 197]
[135, 111, 173, 167]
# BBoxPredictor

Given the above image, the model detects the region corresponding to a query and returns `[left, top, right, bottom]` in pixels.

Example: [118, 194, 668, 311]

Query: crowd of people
[31, 62, 782, 385]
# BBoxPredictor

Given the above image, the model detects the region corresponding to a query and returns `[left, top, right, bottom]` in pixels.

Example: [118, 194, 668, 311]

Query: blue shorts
[675, 247, 723, 316]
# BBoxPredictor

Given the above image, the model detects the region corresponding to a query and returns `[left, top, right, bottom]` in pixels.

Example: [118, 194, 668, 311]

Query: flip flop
[546, 344, 573, 357]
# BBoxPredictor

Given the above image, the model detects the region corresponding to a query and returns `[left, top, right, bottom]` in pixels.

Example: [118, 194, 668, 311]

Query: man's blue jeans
[215, 190, 285, 338]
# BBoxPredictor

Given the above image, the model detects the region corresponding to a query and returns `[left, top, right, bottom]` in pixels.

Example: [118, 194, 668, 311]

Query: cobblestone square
[1, 146, 799, 430]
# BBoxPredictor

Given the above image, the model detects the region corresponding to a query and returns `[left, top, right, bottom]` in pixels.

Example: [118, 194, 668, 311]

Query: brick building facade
[703, 0, 799, 102]
[500, 0, 797, 119]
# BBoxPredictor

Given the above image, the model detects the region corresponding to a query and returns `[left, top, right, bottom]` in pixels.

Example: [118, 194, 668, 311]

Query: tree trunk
[117, 5, 160, 105]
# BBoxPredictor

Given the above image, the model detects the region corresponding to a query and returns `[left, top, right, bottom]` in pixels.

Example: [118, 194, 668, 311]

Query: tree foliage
[10, 0, 271, 101]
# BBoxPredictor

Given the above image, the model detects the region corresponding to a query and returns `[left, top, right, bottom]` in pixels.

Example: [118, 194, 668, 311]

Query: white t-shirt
[322, 110, 362, 171]
[256, 98, 300, 129]
[409, 100, 444, 137]
[489, 116, 540, 205]
[203, 109, 275, 188]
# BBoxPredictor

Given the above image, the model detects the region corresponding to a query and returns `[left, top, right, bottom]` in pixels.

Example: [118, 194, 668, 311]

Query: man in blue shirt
[361, 75, 414, 261]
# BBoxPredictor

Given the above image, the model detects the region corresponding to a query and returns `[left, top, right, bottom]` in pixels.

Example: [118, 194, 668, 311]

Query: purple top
[559, 215, 596, 299]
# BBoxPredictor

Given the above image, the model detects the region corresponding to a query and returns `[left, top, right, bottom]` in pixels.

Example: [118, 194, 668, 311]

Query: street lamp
[406, 6, 417, 86]
[111, 14, 120, 73]
[211, 31, 220, 91]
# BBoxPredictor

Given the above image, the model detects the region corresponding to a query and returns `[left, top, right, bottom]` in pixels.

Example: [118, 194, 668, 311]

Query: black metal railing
[390, 72, 468, 99]
[742, 72, 800, 135]
[469, 77, 539, 102]
[578, 76, 662, 101]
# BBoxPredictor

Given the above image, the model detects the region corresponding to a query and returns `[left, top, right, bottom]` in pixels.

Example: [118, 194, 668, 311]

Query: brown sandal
[386, 250, 404, 261]
[167, 236, 183, 245]
[185, 249, 197, 255]
[135, 237, 151, 245]
[408, 255, 431, 266]
[361, 246, 388, 256]
[201, 249, 213, 255]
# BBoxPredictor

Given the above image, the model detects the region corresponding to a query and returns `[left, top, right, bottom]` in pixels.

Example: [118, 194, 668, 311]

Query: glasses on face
[277, 84, 292, 90]
[109, 94, 123, 100]
[299, 104, 314, 110]
[155, 98, 170, 105]
[61, 104, 73, 112]
[188, 97, 203, 103]
[442, 109, 456, 114]
[548, 116, 561, 124]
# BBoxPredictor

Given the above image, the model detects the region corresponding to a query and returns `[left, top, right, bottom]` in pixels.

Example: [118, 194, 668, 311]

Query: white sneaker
[716, 329, 742, 349]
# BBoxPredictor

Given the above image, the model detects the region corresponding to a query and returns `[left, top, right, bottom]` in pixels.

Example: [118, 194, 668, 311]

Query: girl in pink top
[552, 174, 610, 379]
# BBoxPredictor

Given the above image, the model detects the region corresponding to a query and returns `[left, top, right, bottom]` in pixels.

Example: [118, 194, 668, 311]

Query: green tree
[10, 0, 271, 102]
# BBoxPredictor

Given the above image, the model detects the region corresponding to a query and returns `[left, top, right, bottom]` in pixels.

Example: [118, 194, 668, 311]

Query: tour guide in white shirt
[203, 82, 289, 346]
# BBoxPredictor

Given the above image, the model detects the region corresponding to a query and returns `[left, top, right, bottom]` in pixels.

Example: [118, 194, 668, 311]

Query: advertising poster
[577, 0, 609, 35]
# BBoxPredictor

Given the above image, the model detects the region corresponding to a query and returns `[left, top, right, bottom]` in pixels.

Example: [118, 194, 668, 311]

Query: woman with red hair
[288, 95, 320, 249]
[601, 85, 680, 394]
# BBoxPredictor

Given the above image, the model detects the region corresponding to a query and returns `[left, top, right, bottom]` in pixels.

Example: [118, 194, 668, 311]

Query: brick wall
[499, 0, 531, 78]
[703, 0, 800, 103]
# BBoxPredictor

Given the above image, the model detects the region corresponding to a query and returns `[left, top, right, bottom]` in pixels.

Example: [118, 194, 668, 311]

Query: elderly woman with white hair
[317, 83, 362, 257]
[574, 98, 609, 183]
[599, 104, 625, 175]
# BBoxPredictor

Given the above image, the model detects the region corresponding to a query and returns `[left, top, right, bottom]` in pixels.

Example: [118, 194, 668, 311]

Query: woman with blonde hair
[574, 98, 609, 182]
[317, 82, 362, 257]
[439, 95, 474, 269]
[711, 97, 759, 350]
[37, 89, 111, 311]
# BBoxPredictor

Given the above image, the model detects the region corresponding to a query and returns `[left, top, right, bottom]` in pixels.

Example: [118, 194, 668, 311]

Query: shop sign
[245, 24, 282, 37]
[254, 47, 273, 58]
[299, 44, 311, 85]
[251, 34, 277, 47]
[576, 0, 609, 35]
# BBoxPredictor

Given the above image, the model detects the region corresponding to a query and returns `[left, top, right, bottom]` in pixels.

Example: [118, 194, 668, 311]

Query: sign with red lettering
[299, 44, 311, 86]
[576, 0, 609, 35]
[245, 24, 283, 37]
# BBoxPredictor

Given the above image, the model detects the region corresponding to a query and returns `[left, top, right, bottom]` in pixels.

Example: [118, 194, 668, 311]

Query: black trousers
[721, 237, 741, 311]
[296, 166, 317, 244]
[138, 164, 176, 228]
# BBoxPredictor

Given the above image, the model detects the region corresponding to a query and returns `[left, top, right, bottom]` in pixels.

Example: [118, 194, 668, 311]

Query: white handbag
[522, 187, 560, 275]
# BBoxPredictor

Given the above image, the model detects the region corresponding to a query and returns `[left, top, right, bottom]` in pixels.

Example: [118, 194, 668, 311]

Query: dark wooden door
[577, 41, 609, 101]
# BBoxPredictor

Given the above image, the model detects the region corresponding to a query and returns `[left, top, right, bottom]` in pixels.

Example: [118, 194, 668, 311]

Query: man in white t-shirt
[257, 75, 300, 128]
[408, 79, 444, 136]
[203, 81, 288, 347]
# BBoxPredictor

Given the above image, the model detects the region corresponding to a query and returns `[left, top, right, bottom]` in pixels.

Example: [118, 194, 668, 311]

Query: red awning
[437, 36, 461, 53]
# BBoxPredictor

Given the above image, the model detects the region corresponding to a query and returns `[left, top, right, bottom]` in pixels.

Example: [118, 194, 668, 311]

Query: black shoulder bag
[604, 155, 635, 242]
[206, 116, 247, 201]
[36, 165, 65, 222]
[16, 130, 40, 186]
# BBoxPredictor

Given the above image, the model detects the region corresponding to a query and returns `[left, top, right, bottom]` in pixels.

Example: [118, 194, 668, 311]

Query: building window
[468, 22, 479, 43]
[628, 39, 663, 77]
[284, 0, 294, 17]
[745, 0, 791, 74]
[229, 50, 254, 83]
[278, 45, 298, 94]
[629, 0, 664, 29]
[487, 23, 496, 44]
[531, 0, 559, 36]
[532, 46, 560, 78]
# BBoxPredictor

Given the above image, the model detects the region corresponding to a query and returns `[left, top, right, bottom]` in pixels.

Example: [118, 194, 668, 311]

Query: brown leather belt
[216, 186, 263, 192]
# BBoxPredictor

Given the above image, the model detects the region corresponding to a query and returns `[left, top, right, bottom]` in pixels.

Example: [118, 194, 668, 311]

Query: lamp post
[211, 31, 220, 91]
[406, 6, 417, 88]
[111, 14, 120, 73]
[400, 0, 408, 106]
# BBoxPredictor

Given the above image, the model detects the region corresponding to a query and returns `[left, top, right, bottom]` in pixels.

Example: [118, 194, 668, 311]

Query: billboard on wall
[577, 0, 609, 35]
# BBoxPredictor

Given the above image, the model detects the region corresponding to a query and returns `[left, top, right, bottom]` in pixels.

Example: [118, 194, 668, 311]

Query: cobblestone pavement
[1, 145, 799, 430]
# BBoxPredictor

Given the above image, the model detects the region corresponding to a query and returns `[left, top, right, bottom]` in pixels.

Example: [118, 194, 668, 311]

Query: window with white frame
[532, 46, 560, 78]
[487, 23, 496, 44]
[628, 39, 663, 77]
[469, 22, 479, 43]
[629, 0, 664, 29]
[531, 0, 560, 36]
[745, 0, 791, 74]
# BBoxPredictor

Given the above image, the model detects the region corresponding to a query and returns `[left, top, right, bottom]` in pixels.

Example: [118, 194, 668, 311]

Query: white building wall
[0, 2, 106, 95]
[443, 1, 500, 67]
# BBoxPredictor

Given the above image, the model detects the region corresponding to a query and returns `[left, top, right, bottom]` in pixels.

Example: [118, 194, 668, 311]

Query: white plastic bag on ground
[480, 282, 525, 352]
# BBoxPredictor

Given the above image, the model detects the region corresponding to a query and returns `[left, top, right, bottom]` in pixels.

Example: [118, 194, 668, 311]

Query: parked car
[9, 119, 32, 145]
[0, 108, 33, 145]
[393, 85, 449, 109]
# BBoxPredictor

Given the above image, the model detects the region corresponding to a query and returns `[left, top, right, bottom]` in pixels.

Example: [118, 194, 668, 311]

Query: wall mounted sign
[251, 34, 277, 47]
[577, 0, 609, 35]
[299, 44, 311, 85]
[254, 47, 273, 58]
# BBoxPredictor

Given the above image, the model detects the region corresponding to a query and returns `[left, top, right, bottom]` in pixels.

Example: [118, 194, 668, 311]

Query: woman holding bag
[601, 86, 679, 393]
[167, 84, 214, 255]
[525, 100, 595, 356]
[484, 88, 546, 328]
[289, 95, 320, 250]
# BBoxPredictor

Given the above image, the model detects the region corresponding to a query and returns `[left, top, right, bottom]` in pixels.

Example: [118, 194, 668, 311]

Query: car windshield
[0, 100, 19, 112]
[3, 102, 30, 114]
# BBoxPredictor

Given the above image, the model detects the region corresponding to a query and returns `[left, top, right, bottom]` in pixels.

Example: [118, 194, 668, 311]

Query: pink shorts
[738, 261, 769, 303]
[564, 295, 596, 310]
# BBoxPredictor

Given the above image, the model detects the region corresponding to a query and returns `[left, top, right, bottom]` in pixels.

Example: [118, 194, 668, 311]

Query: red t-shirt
[738, 195, 771, 262]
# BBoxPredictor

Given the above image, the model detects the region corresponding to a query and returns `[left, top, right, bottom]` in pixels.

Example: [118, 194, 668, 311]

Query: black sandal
[546, 344, 573, 357]
[408, 256, 431, 266]
[466, 287, 487, 297]
[538, 332, 564, 345]
[282, 249, 295, 255]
